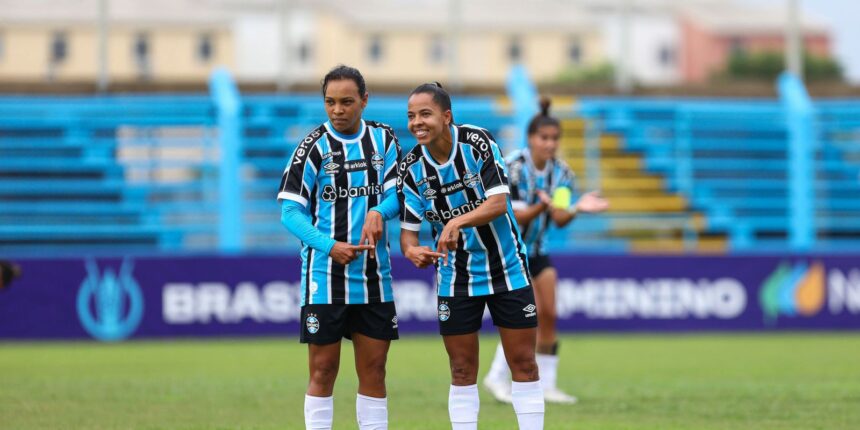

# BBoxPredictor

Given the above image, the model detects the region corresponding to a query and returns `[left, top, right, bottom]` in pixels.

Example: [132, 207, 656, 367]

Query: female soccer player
[483, 98, 609, 404]
[399, 82, 544, 430]
[278, 65, 402, 430]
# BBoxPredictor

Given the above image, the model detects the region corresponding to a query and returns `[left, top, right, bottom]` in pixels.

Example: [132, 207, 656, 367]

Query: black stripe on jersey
[453, 153, 508, 294]
[423, 157, 469, 297]
[360, 132, 382, 303]
[281, 125, 326, 199]
[303, 248, 313, 306]
[329, 137, 349, 304]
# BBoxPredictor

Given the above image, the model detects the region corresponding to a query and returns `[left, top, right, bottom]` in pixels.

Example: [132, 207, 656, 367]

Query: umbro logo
[323, 162, 340, 174]
[423, 188, 437, 200]
[392, 316, 398, 329]
[523, 304, 536, 318]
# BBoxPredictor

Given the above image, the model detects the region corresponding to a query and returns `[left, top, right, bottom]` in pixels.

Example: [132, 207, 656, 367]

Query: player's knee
[309, 360, 339, 385]
[357, 357, 387, 383]
[508, 355, 539, 380]
[539, 307, 557, 323]
[448, 357, 478, 385]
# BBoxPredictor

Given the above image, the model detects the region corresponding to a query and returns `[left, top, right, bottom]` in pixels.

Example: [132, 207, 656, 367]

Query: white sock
[511, 381, 545, 430]
[536, 353, 558, 391]
[486, 343, 510, 382]
[304, 394, 333, 430]
[356, 394, 388, 430]
[449, 384, 479, 430]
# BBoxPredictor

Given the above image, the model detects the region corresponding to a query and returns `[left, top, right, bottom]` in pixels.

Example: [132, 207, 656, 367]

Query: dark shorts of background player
[437, 286, 538, 336]
[527, 253, 553, 278]
[300, 302, 399, 345]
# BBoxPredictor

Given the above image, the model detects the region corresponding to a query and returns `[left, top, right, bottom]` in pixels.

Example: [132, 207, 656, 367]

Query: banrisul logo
[759, 261, 825, 325]
[77, 259, 144, 341]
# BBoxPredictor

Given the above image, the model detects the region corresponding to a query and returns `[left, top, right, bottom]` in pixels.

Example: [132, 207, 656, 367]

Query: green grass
[1, 333, 859, 429]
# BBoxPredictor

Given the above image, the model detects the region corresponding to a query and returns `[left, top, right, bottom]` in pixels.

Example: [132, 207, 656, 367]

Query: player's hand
[536, 190, 552, 208]
[435, 220, 462, 266]
[359, 210, 383, 259]
[405, 246, 445, 269]
[575, 191, 609, 213]
[329, 242, 374, 265]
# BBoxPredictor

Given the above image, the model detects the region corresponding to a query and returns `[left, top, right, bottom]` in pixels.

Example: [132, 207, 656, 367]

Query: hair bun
[432, 81, 444, 89]
[539, 96, 551, 116]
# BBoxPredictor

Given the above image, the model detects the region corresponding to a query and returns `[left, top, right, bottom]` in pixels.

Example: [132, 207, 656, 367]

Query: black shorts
[300, 302, 399, 345]
[527, 253, 553, 278]
[437, 287, 538, 336]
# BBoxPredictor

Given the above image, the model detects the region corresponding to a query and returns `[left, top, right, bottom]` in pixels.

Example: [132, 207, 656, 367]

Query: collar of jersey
[324, 119, 366, 142]
[421, 124, 459, 168]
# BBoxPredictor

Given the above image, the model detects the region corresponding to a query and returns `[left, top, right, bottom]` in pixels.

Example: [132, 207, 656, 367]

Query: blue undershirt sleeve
[280, 200, 336, 256]
[369, 188, 400, 221]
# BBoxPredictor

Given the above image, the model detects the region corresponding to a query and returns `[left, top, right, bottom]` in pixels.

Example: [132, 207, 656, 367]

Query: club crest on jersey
[306, 314, 320, 334]
[423, 188, 438, 200]
[523, 304, 537, 318]
[323, 162, 340, 175]
[438, 303, 451, 321]
[371, 152, 384, 171]
[463, 172, 480, 188]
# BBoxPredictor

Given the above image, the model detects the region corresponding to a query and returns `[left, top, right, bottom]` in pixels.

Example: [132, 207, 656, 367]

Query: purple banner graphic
[0, 255, 858, 340]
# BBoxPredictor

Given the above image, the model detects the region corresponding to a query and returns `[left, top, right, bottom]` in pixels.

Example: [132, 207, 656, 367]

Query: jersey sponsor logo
[440, 180, 465, 195]
[399, 152, 418, 172]
[306, 314, 320, 334]
[321, 150, 342, 159]
[321, 184, 383, 202]
[323, 161, 340, 175]
[344, 159, 369, 172]
[464, 131, 491, 160]
[438, 303, 451, 321]
[293, 129, 322, 165]
[415, 175, 437, 187]
[371, 152, 384, 171]
[523, 303, 537, 318]
[423, 188, 438, 200]
[425, 198, 485, 223]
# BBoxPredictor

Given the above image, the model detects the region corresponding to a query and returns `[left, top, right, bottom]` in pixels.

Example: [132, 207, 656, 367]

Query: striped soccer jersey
[278, 120, 400, 305]
[399, 124, 530, 297]
[506, 148, 575, 256]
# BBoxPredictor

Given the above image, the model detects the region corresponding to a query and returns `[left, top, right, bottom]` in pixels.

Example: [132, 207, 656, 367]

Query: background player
[399, 82, 544, 430]
[483, 98, 609, 404]
[278, 65, 402, 430]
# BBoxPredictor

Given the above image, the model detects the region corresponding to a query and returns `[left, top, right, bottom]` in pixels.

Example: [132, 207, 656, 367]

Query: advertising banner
[0, 255, 858, 341]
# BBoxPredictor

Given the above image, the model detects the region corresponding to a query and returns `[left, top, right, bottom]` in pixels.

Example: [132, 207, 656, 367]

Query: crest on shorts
[438, 303, 451, 322]
[306, 314, 320, 334]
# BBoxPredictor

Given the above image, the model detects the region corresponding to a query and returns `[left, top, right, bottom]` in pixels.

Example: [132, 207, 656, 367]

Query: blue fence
[1, 76, 859, 255]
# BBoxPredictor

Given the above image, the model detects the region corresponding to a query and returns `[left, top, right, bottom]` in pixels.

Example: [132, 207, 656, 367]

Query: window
[368, 35, 383, 63]
[508, 36, 522, 62]
[429, 35, 445, 64]
[50, 31, 68, 64]
[658, 44, 676, 67]
[568, 38, 582, 64]
[197, 33, 213, 63]
[133, 33, 150, 78]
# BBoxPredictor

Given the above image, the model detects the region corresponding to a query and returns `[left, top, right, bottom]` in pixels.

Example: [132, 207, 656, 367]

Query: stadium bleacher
[1, 93, 859, 255]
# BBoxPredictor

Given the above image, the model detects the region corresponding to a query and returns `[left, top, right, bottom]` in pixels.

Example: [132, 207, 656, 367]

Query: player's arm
[435, 193, 508, 265]
[548, 190, 608, 227]
[400, 229, 444, 269]
[513, 199, 550, 225]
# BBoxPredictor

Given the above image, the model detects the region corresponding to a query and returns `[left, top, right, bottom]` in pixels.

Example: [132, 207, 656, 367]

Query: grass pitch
[1, 333, 858, 429]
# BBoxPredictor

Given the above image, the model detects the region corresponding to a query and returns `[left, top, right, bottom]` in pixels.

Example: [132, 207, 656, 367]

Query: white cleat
[543, 387, 578, 404]
[482, 377, 513, 403]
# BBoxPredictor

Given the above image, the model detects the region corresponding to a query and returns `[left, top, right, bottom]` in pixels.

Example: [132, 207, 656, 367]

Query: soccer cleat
[543, 387, 578, 404]
[482, 377, 513, 403]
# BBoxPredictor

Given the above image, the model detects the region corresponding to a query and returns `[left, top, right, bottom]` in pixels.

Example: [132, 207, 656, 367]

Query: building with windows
[0, 0, 233, 85]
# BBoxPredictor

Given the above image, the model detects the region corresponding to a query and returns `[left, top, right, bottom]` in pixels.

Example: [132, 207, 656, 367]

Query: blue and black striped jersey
[399, 124, 530, 297]
[506, 148, 575, 256]
[278, 120, 400, 305]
